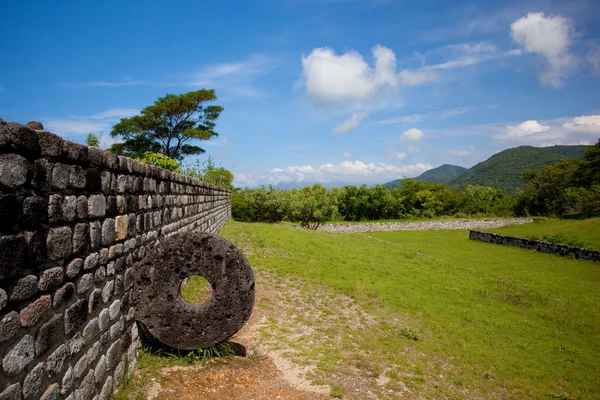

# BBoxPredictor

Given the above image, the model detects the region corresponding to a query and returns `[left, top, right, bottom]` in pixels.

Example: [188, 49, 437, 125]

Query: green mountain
[450, 145, 588, 195]
[384, 164, 467, 189]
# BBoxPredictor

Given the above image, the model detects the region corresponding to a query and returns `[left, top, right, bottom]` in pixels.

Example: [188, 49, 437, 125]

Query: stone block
[0, 288, 6, 311]
[108, 244, 123, 260]
[46, 226, 72, 261]
[0, 234, 27, 282]
[94, 266, 106, 283]
[2, 334, 34, 376]
[37, 130, 62, 158]
[35, 314, 63, 356]
[21, 195, 48, 228]
[106, 339, 122, 370]
[64, 298, 88, 335]
[102, 281, 114, 304]
[73, 222, 90, 255]
[99, 309, 110, 331]
[116, 195, 125, 214]
[0, 194, 18, 233]
[110, 317, 124, 339]
[53, 282, 75, 308]
[106, 262, 115, 276]
[73, 355, 87, 380]
[0, 311, 20, 344]
[0, 154, 29, 188]
[90, 221, 101, 250]
[106, 195, 117, 216]
[0, 383, 21, 400]
[86, 342, 100, 365]
[26, 230, 47, 267]
[88, 146, 103, 166]
[8, 275, 38, 302]
[62, 140, 88, 163]
[100, 331, 110, 344]
[99, 376, 113, 400]
[94, 355, 107, 384]
[23, 362, 44, 399]
[88, 195, 106, 218]
[100, 171, 111, 194]
[20, 295, 52, 327]
[38, 267, 64, 291]
[69, 332, 83, 356]
[40, 384, 59, 400]
[115, 215, 128, 241]
[108, 299, 121, 320]
[82, 317, 100, 346]
[77, 273, 94, 294]
[65, 258, 83, 279]
[76, 370, 95, 400]
[61, 366, 74, 395]
[47, 194, 63, 225]
[88, 289, 102, 313]
[76, 195, 88, 219]
[62, 195, 77, 222]
[44, 344, 68, 378]
[68, 165, 86, 189]
[84, 253, 99, 271]
[102, 218, 115, 246]
[102, 150, 118, 170]
[51, 162, 69, 190]
[84, 168, 101, 192]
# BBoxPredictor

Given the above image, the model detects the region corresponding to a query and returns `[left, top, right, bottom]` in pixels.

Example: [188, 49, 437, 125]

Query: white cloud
[495, 115, 600, 146]
[190, 55, 272, 98]
[377, 114, 425, 125]
[400, 128, 424, 153]
[388, 149, 407, 161]
[588, 46, 600, 76]
[332, 111, 368, 134]
[342, 151, 353, 159]
[98, 134, 118, 149]
[397, 69, 440, 86]
[510, 12, 577, 87]
[300, 45, 437, 106]
[234, 160, 432, 187]
[44, 108, 139, 142]
[450, 145, 475, 157]
[440, 107, 470, 119]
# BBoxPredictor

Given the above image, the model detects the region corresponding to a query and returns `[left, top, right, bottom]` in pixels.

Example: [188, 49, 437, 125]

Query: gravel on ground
[318, 218, 534, 233]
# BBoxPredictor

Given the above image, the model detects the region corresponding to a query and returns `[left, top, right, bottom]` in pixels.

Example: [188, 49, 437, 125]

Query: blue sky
[1, 0, 599, 188]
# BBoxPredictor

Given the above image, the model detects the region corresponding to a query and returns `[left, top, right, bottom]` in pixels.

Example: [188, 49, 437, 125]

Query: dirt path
[143, 266, 417, 400]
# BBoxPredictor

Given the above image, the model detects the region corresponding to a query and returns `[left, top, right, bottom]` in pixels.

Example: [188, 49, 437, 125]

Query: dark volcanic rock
[133, 232, 254, 350]
[26, 121, 44, 130]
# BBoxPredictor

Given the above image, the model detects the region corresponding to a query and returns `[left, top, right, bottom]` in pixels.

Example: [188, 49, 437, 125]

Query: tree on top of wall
[109, 90, 224, 161]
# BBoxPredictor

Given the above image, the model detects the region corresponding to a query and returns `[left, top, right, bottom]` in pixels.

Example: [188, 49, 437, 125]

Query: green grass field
[485, 217, 600, 250]
[221, 221, 600, 399]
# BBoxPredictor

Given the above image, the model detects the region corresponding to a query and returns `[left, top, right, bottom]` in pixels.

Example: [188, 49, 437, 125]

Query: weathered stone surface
[108, 300, 121, 320]
[110, 317, 124, 340]
[64, 299, 88, 335]
[8, 275, 38, 302]
[77, 273, 94, 294]
[69, 332, 83, 356]
[99, 309, 110, 331]
[106, 196, 117, 216]
[101, 218, 115, 246]
[94, 267, 106, 283]
[76, 370, 95, 400]
[73, 355, 87, 380]
[61, 365, 73, 395]
[108, 244, 122, 260]
[115, 215, 128, 241]
[0, 234, 27, 282]
[53, 282, 75, 308]
[88, 146, 103, 166]
[2, 334, 34, 376]
[0, 383, 21, 400]
[90, 221, 101, 250]
[0, 154, 29, 188]
[102, 281, 114, 304]
[45, 344, 68, 377]
[23, 363, 44, 399]
[106, 339, 121, 369]
[0, 194, 18, 233]
[62, 195, 77, 222]
[88, 195, 106, 218]
[68, 165, 86, 189]
[65, 258, 83, 279]
[88, 289, 102, 314]
[99, 376, 113, 400]
[40, 383, 59, 400]
[84, 253, 99, 271]
[0, 122, 42, 156]
[38, 267, 64, 291]
[94, 355, 106, 383]
[133, 232, 254, 349]
[73, 223, 89, 254]
[52, 163, 69, 190]
[86, 342, 100, 365]
[26, 121, 44, 130]
[0, 311, 20, 344]
[0, 288, 7, 311]
[21, 196, 48, 228]
[26, 231, 48, 268]
[62, 140, 88, 163]
[76, 195, 89, 219]
[20, 295, 52, 327]
[35, 314, 63, 356]
[46, 226, 72, 261]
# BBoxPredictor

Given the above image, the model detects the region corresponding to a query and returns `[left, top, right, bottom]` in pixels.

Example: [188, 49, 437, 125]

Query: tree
[137, 151, 180, 172]
[181, 156, 234, 190]
[86, 133, 100, 147]
[110, 90, 224, 161]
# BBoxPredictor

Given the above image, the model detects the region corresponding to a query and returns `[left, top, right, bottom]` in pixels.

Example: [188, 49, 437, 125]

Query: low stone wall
[469, 231, 600, 262]
[0, 121, 231, 400]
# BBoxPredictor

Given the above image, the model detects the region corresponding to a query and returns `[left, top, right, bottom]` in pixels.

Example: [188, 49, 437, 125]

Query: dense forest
[232, 141, 600, 228]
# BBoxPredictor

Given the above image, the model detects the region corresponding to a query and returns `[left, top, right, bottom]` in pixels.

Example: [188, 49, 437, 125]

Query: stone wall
[469, 230, 600, 262]
[0, 121, 231, 400]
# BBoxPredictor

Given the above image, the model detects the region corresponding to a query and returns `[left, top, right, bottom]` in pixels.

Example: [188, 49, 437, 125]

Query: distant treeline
[232, 139, 600, 228]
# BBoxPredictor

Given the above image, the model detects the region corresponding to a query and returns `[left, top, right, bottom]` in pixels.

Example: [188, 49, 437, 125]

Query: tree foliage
[110, 90, 223, 161]
[85, 133, 99, 147]
[181, 156, 234, 190]
[137, 151, 180, 172]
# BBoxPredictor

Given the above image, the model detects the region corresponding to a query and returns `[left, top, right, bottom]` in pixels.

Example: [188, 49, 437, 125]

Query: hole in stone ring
[180, 275, 213, 305]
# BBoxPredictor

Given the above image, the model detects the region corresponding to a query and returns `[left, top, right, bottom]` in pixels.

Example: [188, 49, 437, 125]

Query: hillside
[384, 164, 467, 189]
[450, 145, 587, 194]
